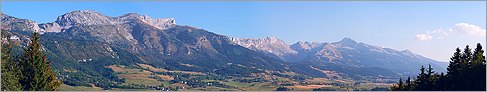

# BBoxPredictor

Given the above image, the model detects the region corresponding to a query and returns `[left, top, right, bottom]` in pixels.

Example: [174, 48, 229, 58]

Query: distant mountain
[230, 37, 298, 61]
[232, 37, 448, 76]
[1, 10, 447, 89]
[2, 11, 329, 88]
[1, 13, 42, 32]
[1, 10, 316, 74]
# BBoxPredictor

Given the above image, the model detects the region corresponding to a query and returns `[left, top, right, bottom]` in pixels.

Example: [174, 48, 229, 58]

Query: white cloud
[454, 23, 486, 37]
[415, 34, 433, 40]
[415, 23, 486, 41]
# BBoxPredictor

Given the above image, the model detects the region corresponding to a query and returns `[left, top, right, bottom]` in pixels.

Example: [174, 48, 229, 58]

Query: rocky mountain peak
[263, 36, 280, 43]
[1, 14, 42, 32]
[121, 13, 141, 17]
[231, 37, 297, 57]
[116, 12, 176, 29]
[1, 13, 12, 19]
[232, 36, 287, 46]
[291, 41, 323, 51]
[401, 49, 412, 53]
[56, 10, 113, 26]
[337, 37, 357, 44]
[38, 10, 177, 34]
[401, 49, 422, 58]
[117, 13, 146, 21]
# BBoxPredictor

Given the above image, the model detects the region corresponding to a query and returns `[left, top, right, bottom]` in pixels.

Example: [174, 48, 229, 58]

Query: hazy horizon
[2, 1, 485, 62]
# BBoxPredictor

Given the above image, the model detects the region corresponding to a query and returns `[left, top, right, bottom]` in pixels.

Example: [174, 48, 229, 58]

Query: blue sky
[2, 1, 485, 62]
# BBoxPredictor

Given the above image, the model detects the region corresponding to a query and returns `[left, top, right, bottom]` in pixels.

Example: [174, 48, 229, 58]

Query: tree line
[1, 30, 61, 91]
[391, 43, 486, 91]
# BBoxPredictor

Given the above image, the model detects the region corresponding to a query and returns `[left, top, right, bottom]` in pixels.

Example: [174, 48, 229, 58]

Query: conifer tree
[405, 77, 412, 91]
[460, 45, 472, 90]
[391, 78, 405, 91]
[462, 45, 473, 66]
[470, 43, 486, 90]
[426, 65, 435, 91]
[398, 78, 404, 90]
[1, 30, 22, 91]
[427, 65, 434, 78]
[446, 48, 462, 90]
[436, 73, 446, 90]
[392, 43, 486, 91]
[428, 65, 442, 90]
[18, 32, 61, 91]
[414, 66, 427, 90]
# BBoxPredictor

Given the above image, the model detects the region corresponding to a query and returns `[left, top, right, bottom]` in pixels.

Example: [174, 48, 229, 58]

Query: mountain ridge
[2, 10, 447, 75]
[1, 10, 448, 89]
[231, 36, 448, 75]
[2, 11, 330, 89]
[1, 10, 447, 71]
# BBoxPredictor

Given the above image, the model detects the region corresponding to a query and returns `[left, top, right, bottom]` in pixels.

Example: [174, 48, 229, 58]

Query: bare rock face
[116, 13, 176, 30]
[313, 43, 343, 61]
[291, 41, 324, 52]
[22, 10, 178, 51]
[7, 10, 176, 35]
[38, 22, 65, 32]
[230, 36, 298, 59]
[1, 14, 42, 32]
[56, 10, 114, 26]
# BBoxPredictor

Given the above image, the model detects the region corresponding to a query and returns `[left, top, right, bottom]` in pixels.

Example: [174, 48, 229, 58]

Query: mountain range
[1, 10, 447, 89]
[232, 37, 448, 76]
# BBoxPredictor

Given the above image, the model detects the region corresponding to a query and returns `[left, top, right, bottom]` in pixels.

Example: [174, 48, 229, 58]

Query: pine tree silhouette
[391, 43, 486, 91]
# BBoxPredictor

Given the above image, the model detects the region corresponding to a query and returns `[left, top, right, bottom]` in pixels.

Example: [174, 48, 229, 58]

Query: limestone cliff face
[230, 36, 298, 60]
[1, 14, 42, 32]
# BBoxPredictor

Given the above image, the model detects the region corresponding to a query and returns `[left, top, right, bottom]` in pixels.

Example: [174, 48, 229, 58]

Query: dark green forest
[1, 30, 61, 91]
[391, 43, 486, 91]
